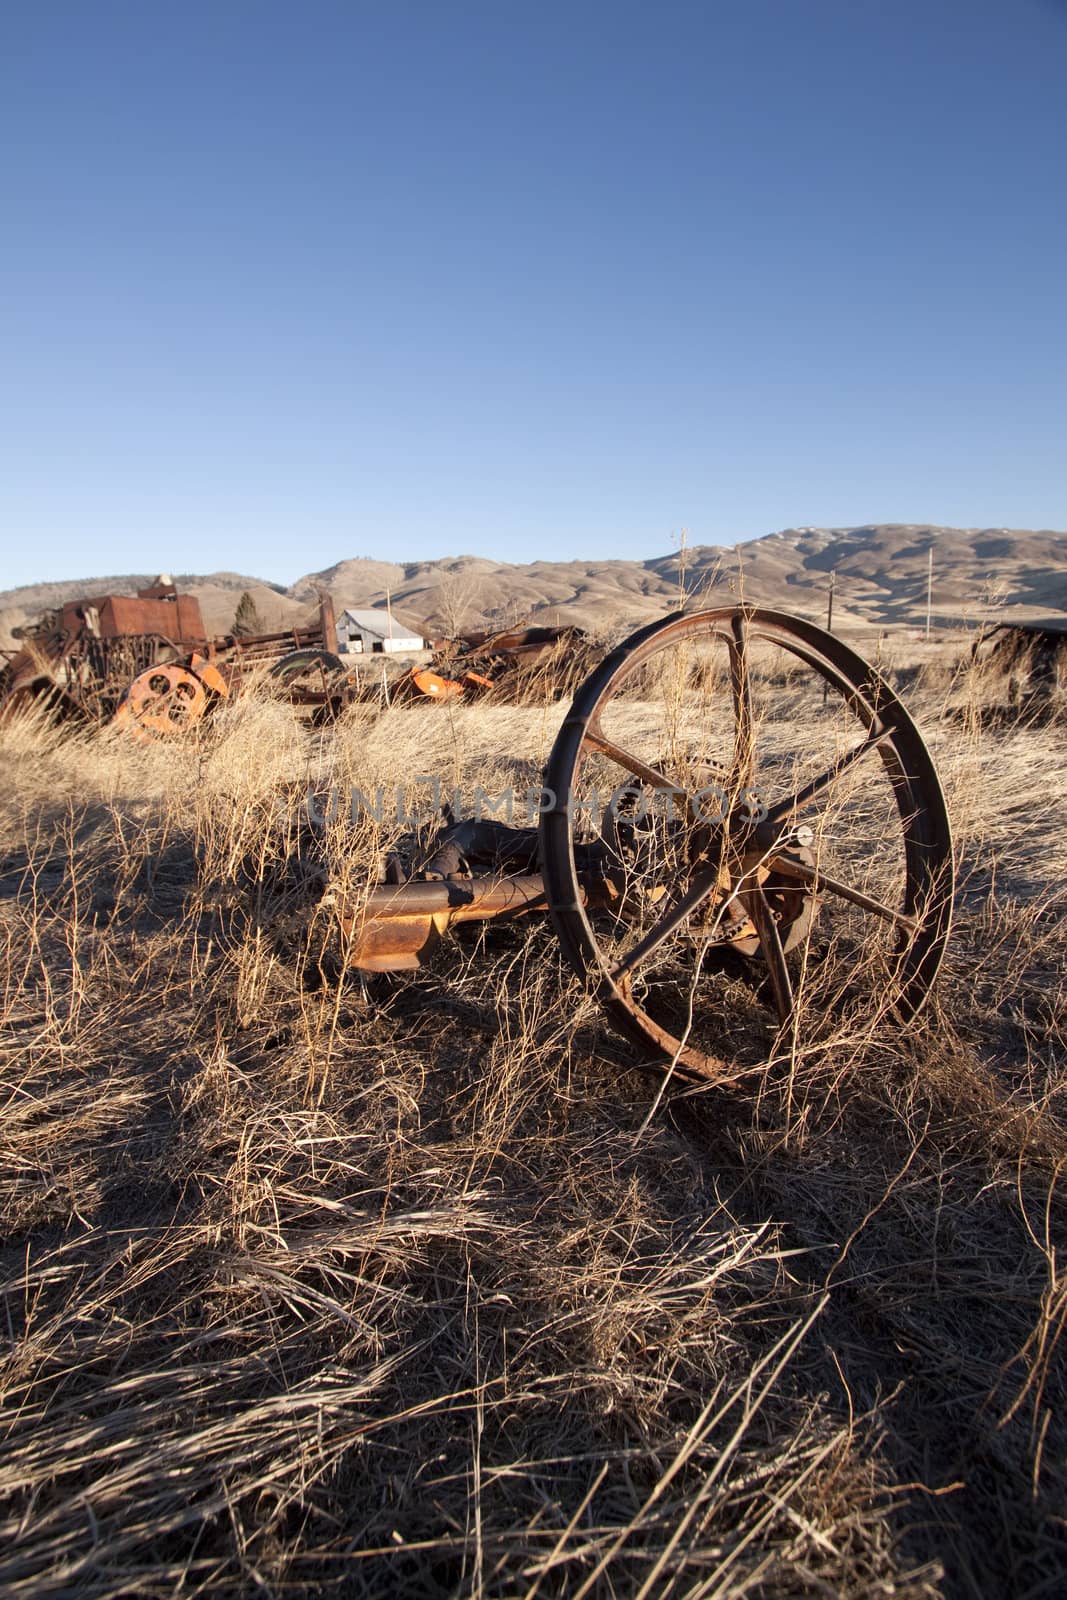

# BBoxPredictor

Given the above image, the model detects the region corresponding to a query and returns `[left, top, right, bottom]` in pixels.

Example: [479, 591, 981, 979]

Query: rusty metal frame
[333, 606, 955, 1083]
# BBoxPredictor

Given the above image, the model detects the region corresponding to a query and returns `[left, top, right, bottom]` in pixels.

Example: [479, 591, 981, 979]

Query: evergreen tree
[232, 591, 264, 637]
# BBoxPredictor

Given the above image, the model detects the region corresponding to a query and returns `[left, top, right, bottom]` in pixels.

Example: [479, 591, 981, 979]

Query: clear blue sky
[1, 0, 1064, 589]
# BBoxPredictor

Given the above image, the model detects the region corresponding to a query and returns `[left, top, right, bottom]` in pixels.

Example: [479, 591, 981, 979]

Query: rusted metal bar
[337, 868, 619, 973]
[338, 874, 553, 972]
[361, 874, 550, 918]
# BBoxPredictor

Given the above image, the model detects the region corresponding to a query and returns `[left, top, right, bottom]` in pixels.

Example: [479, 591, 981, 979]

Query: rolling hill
[2, 523, 1065, 650]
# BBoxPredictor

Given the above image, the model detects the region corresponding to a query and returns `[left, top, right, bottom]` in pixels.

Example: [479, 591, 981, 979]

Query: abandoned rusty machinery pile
[303, 606, 954, 1084]
[112, 591, 346, 735]
[0, 583, 350, 734]
[393, 623, 595, 705]
[0, 581, 211, 723]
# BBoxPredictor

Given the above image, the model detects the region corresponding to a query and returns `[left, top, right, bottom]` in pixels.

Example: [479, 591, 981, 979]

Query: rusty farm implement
[0, 581, 211, 723]
[391, 623, 595, 705]
[111, 591, 348, 735]
[0, 583, 352, 734]
[293, 606, 953, 1084]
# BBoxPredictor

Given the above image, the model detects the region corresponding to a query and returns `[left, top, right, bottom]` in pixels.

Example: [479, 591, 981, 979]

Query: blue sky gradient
[1, 0, 1064, 587]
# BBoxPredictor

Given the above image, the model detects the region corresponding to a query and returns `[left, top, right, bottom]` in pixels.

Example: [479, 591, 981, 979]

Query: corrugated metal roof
[340, 608, 423, 640]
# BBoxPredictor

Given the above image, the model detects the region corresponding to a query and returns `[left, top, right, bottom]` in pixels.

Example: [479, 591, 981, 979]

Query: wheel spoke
[768, 853, 917, 933]
[764, 723, 893, 826]
[582, 722, 706, 832]
[582, 724, 681, 796]
[741, 884, 794, 1027]
[609, 864, 721, 982]
[728, 613, 755, 787]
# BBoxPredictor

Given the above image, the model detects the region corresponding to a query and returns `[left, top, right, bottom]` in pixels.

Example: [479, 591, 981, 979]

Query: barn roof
[340, 608, 423, 640]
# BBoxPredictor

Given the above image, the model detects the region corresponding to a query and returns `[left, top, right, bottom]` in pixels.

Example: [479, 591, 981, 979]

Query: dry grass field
[0, 634, 1064, 1598]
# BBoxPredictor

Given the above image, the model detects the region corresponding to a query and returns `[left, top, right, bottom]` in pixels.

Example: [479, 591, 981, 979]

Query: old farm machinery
[968, 619, 1067, 717]
[1, 580, 600, 732]
[112, 592, 346, 736]
[0, 583, 351, 733]
[299, 607, 954, 1083]
[394, 623, 594, 705]
[0, 582, 211, 723]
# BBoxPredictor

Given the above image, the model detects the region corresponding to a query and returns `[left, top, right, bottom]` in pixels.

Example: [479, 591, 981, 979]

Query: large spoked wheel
[113, 664, 210, 740]
[540, 607, 954, 1083]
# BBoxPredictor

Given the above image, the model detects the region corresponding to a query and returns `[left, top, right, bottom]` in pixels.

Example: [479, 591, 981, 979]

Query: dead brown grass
[0, 649, 1064, 1598]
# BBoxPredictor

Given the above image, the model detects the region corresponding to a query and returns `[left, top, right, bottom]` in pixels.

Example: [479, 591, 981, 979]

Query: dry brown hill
[288, 523, 1067, 634]
[2, 524, 1064, 649]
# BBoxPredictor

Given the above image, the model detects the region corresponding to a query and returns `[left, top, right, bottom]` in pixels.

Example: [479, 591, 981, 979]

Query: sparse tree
[435, 572, 486, 637]
[232, 591, 264, 637]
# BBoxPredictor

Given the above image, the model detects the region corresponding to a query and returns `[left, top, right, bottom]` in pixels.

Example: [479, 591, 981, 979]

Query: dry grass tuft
[1, 650, 1065, 1596]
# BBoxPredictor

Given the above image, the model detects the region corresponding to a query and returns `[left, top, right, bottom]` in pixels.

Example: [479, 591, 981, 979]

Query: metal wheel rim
[540, 606, 954, 1082]
[122, 665, 208, 737]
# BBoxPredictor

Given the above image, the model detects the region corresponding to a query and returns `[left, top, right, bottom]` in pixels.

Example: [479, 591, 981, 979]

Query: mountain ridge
[2, 523, 1065, 647]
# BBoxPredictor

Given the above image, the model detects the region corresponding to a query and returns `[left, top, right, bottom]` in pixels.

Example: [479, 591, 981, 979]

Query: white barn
[336, 607, 424, 655]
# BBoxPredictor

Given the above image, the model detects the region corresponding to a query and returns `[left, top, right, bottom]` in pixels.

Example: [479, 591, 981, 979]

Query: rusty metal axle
[339, 874, 554, 970]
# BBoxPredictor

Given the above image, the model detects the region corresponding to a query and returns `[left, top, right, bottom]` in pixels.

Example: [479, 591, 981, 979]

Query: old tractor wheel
[270, 648, 347, 719]
[540, 607, 953, 1083]
[114, 664, 209, 739]
[270, 648, 344, 686]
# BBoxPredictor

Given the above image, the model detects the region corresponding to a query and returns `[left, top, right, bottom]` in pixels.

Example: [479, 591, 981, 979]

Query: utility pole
[925, 548, 933, 642]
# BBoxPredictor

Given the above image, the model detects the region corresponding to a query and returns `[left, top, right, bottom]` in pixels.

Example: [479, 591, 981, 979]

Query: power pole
[925, 548, 933, 642]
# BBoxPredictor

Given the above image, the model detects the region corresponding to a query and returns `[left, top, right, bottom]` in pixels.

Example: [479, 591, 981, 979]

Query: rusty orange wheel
[113, 664, 209, 739]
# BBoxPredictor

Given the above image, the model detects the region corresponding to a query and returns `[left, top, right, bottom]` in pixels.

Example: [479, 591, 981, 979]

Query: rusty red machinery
[113, 592, 345, 736]
[391, 623, 593, 705]
[0, 582, 210, 722]
[1, 578, 607, 731]
[292, 607, 954, 1084]
[0, 583, 352, 734]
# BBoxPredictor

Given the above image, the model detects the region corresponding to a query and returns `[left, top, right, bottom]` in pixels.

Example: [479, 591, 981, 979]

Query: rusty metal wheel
[541, 607, 954, 1083]
[113, 664, 209, 738]
[270, 648, 346, 719]
[270, 648, 344, 687]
